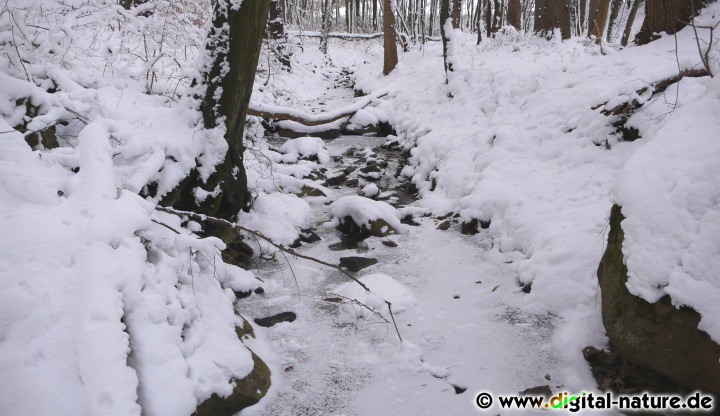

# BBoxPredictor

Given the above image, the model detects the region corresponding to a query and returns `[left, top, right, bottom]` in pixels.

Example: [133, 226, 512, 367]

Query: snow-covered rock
[325, 195, 406, 238]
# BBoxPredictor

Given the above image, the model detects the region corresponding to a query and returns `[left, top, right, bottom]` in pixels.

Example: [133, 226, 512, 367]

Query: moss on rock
[598, 205, 720, 395]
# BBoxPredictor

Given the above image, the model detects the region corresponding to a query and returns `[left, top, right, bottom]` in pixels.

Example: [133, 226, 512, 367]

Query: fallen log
[247, 88, 388, 126]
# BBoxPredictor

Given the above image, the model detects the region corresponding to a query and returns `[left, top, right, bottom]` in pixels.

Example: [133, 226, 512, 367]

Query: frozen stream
[241, 134, 563, 416]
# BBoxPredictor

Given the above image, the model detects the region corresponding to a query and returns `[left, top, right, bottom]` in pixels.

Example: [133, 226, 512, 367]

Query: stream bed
[240, 133, 563, 415]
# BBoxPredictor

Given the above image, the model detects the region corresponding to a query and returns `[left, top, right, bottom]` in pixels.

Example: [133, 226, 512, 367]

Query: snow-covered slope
[354, 3, 720, 353]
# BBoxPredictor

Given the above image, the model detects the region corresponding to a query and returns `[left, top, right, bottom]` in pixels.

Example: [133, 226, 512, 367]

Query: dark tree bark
[605, 0, 623, 41]
[267, 0, 291, 69]
[635, 0, 707, 45]
[620, 0, 642, 46]
[590, 0, 611, 43]
[586, 0, 599, 37]
[164, 0, 270, 223]
[535, 0, 571, 39]
[507, 0, 521, 30]
[440, 0, 461, 77]
[484, 0, 492, 36]
[383, 0, 398, 74]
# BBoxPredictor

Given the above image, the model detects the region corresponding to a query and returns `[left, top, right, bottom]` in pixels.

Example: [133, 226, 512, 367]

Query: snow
[361, 183, 379, 197]
[238, 192, 312, 249]
[2, 0, 720, 414]
[332, 273, 417, 319]
[326, 195, 406, 234]
[278, 136, 331, 164]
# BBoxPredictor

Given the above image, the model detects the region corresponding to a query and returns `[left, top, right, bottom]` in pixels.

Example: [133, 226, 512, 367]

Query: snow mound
[279, 136, 331, 164]
[361, 183, 379, 197]
[615, 76, 720, 343]
[325, 195, 405, 234]
[238, 192, 312, 249]
[332, 273, 417, 319]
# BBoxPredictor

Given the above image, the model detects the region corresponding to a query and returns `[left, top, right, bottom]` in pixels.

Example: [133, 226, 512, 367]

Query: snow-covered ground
[1, 1, 719, 415]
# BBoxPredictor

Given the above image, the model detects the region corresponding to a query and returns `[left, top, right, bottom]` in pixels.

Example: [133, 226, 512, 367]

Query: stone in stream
[382, 239, 398, 248]
[323, 173, 347, 186]
[519, 385, 552, 398]
[339, 256, 378, 272]
[299, 228, 321, 243]
[344, 178, 359, 187]
[254, 312, 297, 328]
[296, 185, 326, 197]
[436, 220, 451, 230]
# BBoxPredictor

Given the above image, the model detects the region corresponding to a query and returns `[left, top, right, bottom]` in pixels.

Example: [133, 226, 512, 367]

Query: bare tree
[635, 0, 708, 45]
[383, 0, 399, 74]
[507, 0, 521, 30]
[605, 0, 623, 41]
[535, 0, 571, 39]
[590, 0, 610, 43]
[165, 0, 270, 222]
[620, 0, 642, 46]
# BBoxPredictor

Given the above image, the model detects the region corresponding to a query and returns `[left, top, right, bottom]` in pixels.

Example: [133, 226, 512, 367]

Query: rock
[519, 385, 552, 397]
[360, 164, 382, 174]
[297, 185, 327, 198]
[299, 228, 321, 243]
[437, 220, 451, 230]
[460, 218, 490, 235]
[323, 173, 347, 186]
[344, 178, 359, 187]
[598, 205, 720, 395]
[193, 350, 271, 416]
[254, 312, 297, 328]
[337, 216, 395, 238]
[289, 238, 302, 249]
[343, 165, 358, 175]
[253, 287, 264, 295]
[221, 237, 254, 270]
[451, 384, 467, 394]
[582, 346, 604, 362]
[339, 256, 378, 272]
[382, 239, 398, 248]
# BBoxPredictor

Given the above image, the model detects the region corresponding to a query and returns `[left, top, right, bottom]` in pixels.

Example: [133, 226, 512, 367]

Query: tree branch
[155, 205, 403, 342]
[247, 88, 388, 126]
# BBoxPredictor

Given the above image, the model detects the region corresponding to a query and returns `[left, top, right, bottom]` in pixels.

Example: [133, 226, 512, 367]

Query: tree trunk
[579, 0, 587, 34]
[507, 0, 521, 30]
[635, 0, 707, 45]
[383, 0, 399, 74]
[535, 0, 571, 39]
[164, 0, 270, 221]
[485, 0, 492, 36]
[590, 0, 611, 43]
[440, 0, 451, 76]
[605, 0, 623, 41]
[586, 0, 599, 37]
[320, 0, 334, 53]
[373, 0, 378, 30]
[620, 0, 642, 46]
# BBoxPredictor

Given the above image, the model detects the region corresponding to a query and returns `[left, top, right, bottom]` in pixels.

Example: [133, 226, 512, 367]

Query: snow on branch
[247, 88, 388, 126]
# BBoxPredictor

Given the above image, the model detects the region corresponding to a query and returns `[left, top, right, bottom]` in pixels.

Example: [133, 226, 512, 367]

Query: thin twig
[155, 205, 403, 342]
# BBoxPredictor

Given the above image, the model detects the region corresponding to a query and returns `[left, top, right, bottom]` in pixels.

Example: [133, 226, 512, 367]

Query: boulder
[598, 205, 720, 395]
[193, 318, 269, 416]
[254, 312, 297, 328]
[339, 256, 378, 272]
[337, 216, 394, 238]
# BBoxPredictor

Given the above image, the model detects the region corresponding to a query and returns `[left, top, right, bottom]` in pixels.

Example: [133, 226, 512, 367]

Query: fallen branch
[288, 30, 384, 40]
[247, 88, 388, 126]
[155, 205, 403, 342]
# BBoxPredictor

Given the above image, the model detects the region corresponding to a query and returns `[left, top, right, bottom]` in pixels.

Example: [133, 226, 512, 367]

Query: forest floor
[241, 63, 569, 415]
